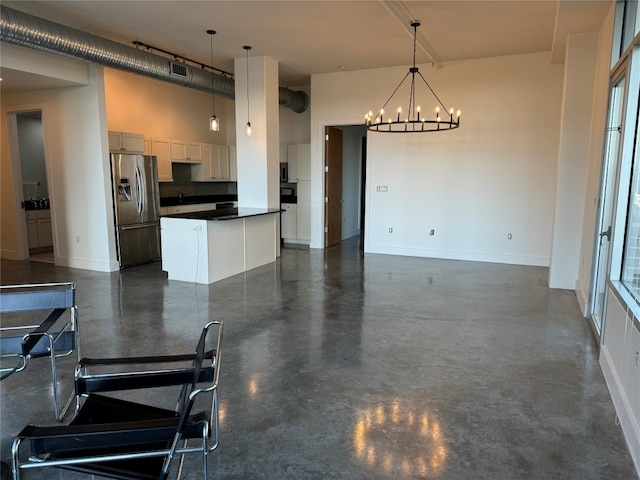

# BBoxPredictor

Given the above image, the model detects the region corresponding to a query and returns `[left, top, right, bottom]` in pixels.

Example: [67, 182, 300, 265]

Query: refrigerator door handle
[134, 165, 144, 215]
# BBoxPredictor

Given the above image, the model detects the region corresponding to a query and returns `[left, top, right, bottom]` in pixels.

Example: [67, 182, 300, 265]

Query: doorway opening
[324, 124, 367, 249]
[8, 109, 54, 263]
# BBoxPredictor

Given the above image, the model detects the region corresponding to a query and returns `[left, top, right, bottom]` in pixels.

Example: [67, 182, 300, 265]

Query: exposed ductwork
[0, 5, 309, 113]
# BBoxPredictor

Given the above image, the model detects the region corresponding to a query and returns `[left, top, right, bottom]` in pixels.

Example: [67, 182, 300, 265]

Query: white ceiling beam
[380, 0, 441, 68]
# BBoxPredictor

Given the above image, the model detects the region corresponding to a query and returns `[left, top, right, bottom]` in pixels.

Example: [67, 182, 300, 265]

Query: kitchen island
[160, 208, 281, 284]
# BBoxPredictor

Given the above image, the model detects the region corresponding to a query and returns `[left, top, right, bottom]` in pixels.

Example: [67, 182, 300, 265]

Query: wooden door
[324, 126, 343, 247]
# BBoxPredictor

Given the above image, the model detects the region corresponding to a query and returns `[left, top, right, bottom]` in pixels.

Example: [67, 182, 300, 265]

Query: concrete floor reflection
[354, 400, 447, 478]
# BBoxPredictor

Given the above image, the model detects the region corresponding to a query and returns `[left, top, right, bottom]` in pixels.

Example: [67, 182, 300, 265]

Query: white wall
[104, 68, 233, 145]
[1, 56, 116, 270]
[280, 86, 310, 145]
[311, 52, 564, 266]
[549, 33, 599, 289]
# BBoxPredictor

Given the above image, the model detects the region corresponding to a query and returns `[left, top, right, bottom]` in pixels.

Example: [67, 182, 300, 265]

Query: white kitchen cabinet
[191, 145, 230, 182]
[286, 144, 298, 182]
[26, 213, 39, 250]
[215, 145, 230, 179]
[282, 143, 310, 182]
[26, 210, 53, 249]
[108, 131, 145, 153]
[229, 146, 237, 181]
[171, 140, 203, 163]
[296, 144, 311, 181]
[37, 215, 53, 247]
[281, 203, 297, 240]
[150, 138, 173, 182]
[296, 181, 311, 241]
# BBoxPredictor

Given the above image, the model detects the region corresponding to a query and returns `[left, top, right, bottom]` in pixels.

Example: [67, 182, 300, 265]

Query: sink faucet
[179, 191, 186, 200]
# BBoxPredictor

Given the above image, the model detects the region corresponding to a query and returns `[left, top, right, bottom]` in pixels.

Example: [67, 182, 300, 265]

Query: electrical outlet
[429, 229, 435, 236]
[636, 350, 639, 369]
[388, 227, 393, 233]
[75, 236, 80, 243]
[508, 233, 512, 240]
[376, 186, 388, 192]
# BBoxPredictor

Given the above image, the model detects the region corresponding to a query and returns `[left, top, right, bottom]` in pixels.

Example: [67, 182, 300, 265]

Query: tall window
[621, 102, 640, 298]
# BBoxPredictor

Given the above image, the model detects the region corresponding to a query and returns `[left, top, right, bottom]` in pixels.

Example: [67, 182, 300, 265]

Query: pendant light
[243, 45, 252, 136]
[207, 29, 219, 132]
[365, 21, 460, 133]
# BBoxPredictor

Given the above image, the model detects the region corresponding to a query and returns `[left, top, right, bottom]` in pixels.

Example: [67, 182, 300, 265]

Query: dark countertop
[162, 207, 281, 221]
[160, 194, 237, 207]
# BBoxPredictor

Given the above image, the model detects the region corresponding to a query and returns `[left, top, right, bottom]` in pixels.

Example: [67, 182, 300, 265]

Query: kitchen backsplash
[159, 163, 237, 198]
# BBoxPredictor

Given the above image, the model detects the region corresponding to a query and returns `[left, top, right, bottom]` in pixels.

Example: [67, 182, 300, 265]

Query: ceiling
[1, 0, 612, 94]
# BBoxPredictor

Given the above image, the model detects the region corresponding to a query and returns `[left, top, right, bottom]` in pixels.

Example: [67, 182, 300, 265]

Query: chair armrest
[76, 366, 215, 394]
[78, 350, 216, 367]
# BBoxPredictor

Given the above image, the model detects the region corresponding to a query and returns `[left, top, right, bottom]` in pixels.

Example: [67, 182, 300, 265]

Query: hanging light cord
[244, 46, 251, 124]
[209, 31, 216, 116]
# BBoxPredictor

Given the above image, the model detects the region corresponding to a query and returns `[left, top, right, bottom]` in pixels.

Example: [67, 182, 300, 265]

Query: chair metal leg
[202, 422, 209, 480]
[11, 437, 22, 480]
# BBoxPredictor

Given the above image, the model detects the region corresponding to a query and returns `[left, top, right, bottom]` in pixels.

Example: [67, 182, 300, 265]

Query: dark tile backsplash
[159, 163, 237, 198]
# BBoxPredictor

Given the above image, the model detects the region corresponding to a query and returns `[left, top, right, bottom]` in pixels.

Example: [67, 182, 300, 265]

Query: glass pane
[592, 74, 626, 332]
[622, 0, 638, 52]
[621, 103, 640, 298]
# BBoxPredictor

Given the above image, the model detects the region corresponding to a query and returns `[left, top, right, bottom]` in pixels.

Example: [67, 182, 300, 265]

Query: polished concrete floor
[1, 238, 638, 479]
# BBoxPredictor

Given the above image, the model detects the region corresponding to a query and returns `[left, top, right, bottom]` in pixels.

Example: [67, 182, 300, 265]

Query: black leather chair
[11, 321, 223, 480]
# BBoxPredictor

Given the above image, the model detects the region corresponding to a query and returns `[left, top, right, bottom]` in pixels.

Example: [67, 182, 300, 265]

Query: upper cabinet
[108, 131, 145, 154]
[170, 140, 203, 163]
[282, 143, 310, 182]
[150, 138, 173, 182]
[191, 144, 231, 182]
[229, 146, 238, 181]
[296, 144, 311, 182]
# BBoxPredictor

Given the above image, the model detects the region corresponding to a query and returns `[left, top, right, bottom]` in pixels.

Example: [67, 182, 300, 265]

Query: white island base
[160, 209, 279, 284]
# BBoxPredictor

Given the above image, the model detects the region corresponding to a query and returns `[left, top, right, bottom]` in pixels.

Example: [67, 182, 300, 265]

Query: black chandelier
[365, 21, 460, 133]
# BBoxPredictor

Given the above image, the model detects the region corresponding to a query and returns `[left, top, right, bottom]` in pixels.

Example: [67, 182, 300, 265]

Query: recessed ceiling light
[337, 65, 346, 70]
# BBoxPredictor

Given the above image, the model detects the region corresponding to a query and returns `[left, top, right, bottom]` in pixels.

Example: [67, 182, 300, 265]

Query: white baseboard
[55, 255, 119, 272]
[363, 244, 550, 267]
[575, 279, 590, 317]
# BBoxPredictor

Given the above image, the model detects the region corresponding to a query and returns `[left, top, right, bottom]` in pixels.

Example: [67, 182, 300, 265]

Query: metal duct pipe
[0, 5, 309, 113]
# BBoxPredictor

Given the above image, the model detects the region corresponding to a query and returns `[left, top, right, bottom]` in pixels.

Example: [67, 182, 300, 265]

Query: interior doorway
[8, 109, 54, 263]
[324, 124, 367, 249]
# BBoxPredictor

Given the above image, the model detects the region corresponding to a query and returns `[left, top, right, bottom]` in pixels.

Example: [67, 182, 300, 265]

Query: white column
[234, 55, 280, 209]
[549, 33, 598, 289]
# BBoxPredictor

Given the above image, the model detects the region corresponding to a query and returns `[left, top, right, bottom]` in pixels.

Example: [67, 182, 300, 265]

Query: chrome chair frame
[0, 282, 79, 420]
[11, 320, 223, 480]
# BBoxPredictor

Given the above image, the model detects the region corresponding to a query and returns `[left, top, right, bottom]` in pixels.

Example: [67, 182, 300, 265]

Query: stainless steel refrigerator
[110, 153, 161, 268]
